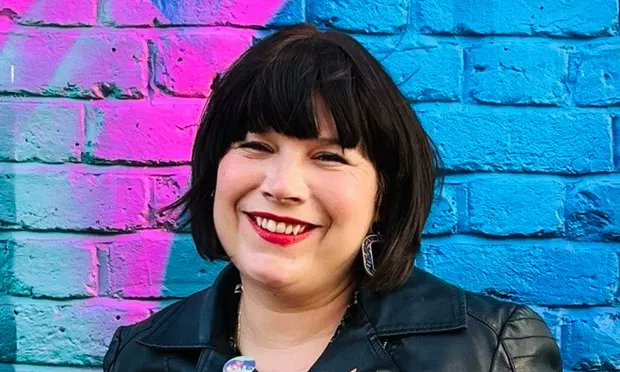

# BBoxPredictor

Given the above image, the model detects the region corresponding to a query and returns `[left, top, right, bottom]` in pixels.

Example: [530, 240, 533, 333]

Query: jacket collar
[138, 263, 467, 349]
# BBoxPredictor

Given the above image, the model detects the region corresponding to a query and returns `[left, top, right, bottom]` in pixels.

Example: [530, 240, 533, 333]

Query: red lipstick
[245, 214, 314, 246]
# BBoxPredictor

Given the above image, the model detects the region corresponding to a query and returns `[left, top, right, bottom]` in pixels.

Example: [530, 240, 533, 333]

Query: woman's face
[213, 109, 378, 295]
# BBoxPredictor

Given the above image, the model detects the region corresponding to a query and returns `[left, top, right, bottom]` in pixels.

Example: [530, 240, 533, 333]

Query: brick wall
[0, 0, 618, 370]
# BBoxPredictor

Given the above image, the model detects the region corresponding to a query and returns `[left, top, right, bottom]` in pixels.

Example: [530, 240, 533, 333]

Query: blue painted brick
[415, 0, 618, 37]
[573, 47, 620, 107]
[566, 178, 620, 241]
[3, 236, 98, 299]
[0, 102, 84, 163]
[468, 176, 564, 236]
[418, 106, 613, 173]
[466, 43, 568, 105]
[562, 308, 620, 370]
[308, 0, 408, 33]
[423, 237, 618, 305]
[268, 0, 305, 26]
[381, 45, 462, 102]
[1, 297, 156, 365]
[423, 183, 458, 235]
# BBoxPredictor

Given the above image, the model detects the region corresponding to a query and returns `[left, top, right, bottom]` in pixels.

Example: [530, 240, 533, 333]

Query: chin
[238, 253, 300, 289]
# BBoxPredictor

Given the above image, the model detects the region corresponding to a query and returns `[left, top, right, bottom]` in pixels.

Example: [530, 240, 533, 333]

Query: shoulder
[102, 288, 210, 371]
[465, 291, 561, 371]
[370, 269, 562, 371]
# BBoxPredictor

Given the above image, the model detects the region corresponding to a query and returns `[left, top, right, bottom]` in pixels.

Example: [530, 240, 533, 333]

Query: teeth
[253, 216, 309, 236]
[266, 219, 277, 232]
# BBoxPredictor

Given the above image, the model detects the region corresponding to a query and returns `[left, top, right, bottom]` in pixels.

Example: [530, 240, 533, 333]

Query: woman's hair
[161, 23, 441, 293]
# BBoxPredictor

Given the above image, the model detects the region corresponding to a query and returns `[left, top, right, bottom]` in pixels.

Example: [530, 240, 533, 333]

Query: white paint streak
[10, 64, 14, 83]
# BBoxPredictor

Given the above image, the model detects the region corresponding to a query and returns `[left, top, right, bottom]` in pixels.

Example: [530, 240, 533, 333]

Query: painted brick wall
[0, 0, 618, 370]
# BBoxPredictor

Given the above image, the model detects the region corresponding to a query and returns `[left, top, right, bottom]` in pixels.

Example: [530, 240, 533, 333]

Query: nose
[260, 155, 309, 205]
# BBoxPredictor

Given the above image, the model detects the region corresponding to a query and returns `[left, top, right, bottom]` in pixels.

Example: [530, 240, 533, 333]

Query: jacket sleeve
[102, 326, 125, 372]
[490, 305, 562, 372]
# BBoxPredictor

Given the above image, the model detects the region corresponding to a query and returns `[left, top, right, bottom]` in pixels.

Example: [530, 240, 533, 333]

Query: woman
[103, 24, 561, 371]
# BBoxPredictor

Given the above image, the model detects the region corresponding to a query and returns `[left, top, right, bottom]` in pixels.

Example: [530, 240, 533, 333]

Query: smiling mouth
[246, 213, 312, 236]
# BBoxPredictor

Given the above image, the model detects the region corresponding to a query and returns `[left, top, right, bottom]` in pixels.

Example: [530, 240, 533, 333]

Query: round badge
[223, 356, 257, 372]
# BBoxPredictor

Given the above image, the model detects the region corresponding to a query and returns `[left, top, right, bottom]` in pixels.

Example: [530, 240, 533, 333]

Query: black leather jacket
[103, 264, 561, 371]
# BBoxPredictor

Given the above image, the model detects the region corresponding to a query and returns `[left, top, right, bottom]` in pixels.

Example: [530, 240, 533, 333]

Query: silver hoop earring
[361, 233, 382, 277]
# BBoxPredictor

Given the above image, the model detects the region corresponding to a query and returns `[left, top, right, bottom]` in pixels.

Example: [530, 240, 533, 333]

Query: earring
[361, 233, 382, 277]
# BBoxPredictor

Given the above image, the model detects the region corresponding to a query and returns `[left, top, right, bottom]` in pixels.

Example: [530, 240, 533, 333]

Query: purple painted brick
[423, 237, 618, 305]
[415, 0, 618, 37]
[573, 47, 620, 107]
[0, 102, 84, 163]
[466, 43, 568, 105]
[0, 30, 147, 99]
[153, 28, 253, 97]
[99, 231, 222, 298]
[0, 165, 149, 232]
[3, 235, 97, 298]
[566, 179, 620, 241]
[468, 176, 565, 236]
[562, 308, 620, 370]
[4, 0, 96, 26]
[418, 106, 613, 173]
[99, 0, 301, 27]
[150, 169, 190, 230]
[85, 100, 203, 164]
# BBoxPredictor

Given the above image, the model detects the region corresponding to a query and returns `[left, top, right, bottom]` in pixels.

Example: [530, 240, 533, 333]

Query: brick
[3, 237, 97, 298]
[573, 47, 620, 107]
[0, 30, 147, 99]
[380, 45, 461, 102]
[150, 169, 190, 230]
[0, 166, 149, 232]
[0, 300, 16, 362]
[308, 0, 408, 33]
[562, 308, 620, 370]
[85, 100, 203, 164]
[466, 43, 568, 105]
[423, 237, 619, 305]
[99, 0, 301, 27]
[0, 297, 156, 365]
[423, 183, 458, 235]
[415, 0, 618, 37]
[100, 231, 224, 298]
[153, 28, 253, 97]
[566, 179, 620, 241]
[468, 176, 565, 236]
[0, 365, 99, 371]
[0, 102, 84, 163]
[3, 0, 97, 26]
[418, 106, 613, 173]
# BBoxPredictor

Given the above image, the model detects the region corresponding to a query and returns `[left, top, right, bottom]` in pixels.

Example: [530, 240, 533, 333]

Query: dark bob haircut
[162, 23, 441, 293]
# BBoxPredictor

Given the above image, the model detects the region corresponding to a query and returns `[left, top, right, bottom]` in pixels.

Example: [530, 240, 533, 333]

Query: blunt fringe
[160, 23, 442, 293]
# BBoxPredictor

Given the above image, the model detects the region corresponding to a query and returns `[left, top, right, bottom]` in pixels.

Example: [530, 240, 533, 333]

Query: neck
[237, 275, 355, 351]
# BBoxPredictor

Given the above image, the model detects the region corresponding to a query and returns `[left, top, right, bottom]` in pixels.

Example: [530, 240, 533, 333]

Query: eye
[237, 141, 272, 152]
[314, 152, 347, 164]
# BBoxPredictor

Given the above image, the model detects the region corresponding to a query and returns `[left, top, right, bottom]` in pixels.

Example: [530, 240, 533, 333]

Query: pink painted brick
[0, 165, 149, 231]
[1, 297, 156, 365]
[153, 28, 254, 97]
[0, 101, 84, 163]
[150, 168, 190, 229]
[100, 231, 216, 298]
[99, 0, 292, 27]
[5, 235, 98, 298]
[6, 0, 97, 26]
[0, 30, 147, 99]
[85, 100, 203, 164]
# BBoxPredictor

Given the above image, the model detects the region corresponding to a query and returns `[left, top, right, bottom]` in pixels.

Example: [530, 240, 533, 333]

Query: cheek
[213, 154, 260, 217]
[318, 170, 378, 227]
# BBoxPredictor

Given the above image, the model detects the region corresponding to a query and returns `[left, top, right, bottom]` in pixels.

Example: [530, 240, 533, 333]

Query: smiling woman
[102, 24, 561, 372]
